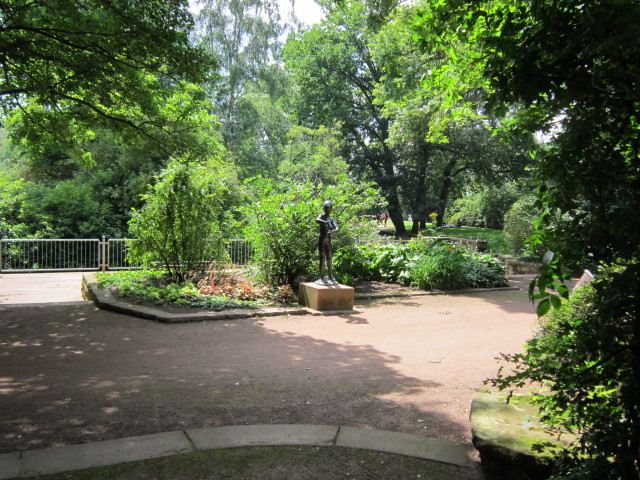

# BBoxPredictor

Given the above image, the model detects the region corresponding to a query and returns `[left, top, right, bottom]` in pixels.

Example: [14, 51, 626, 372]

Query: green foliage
[127, 157, 240, 281]
[410, 1, 640, 477]
[491, 271, 634, 479]
[278, 124, 349, 185]
[409, 249, 468, 290]
[97, 270, 260, 310]
[334, 241, 421, 285]
[335, 239, 508, 290]
[409, 244, 507, 290]
[0, 158, 28, 238]
[1, 0, 216, 162]
[446, 184, 521, 230]
[242, 178, 383, 287]
[19, 180, 120, 238]
[503, 195, 540, 256]
[194, 0, 291, 179]
[282, 2, 409, 235]
[445, 194, 484, 227]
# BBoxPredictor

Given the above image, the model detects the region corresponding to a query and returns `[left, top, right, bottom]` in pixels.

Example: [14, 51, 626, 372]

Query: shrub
[503, 195, 539, 255]
[490, 268, 636, 479]
[465, 254, 509, 288]
[335, 238, 508, 290]
[409, 250, 468, 290]
[446, 184, 521, 230]
[242, 178, 383, 288]
[334, 239, 435, 285]
[127, 157, 239, 282]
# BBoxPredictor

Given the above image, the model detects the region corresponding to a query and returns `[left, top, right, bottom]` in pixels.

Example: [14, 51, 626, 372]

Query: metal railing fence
[0, 238, 254, 273]
[0, 238, 102, 272]
[0, 235, 483, 273]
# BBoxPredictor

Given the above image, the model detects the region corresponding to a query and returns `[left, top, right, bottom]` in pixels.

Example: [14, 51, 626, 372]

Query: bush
[334, 238, 508, 290]
[334, 239, 436, 285]
[465, 254, 509, 288]
[127, 157, 239, 282]
[446, 193, 484, 227]
[242, 178, 383, 288]
[503, 195, 539, 255]
[446, 184, 521, 230]
[409, 250, 468, 290]
[490, 268, 636, 479]
[409, 246, 508, 290]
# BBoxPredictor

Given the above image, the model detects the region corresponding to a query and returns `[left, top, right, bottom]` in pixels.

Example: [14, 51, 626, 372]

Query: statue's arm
[329, 217, 339, 234]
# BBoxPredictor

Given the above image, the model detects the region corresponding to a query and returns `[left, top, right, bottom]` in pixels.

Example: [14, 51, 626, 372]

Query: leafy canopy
[0, 0, 216, 161]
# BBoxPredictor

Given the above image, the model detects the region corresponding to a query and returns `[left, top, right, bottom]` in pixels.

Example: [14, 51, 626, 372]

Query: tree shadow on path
[0, 303, 472, 455]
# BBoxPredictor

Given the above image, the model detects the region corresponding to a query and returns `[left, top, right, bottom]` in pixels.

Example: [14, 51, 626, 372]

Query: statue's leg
[327, 248, 333, 281]
[318, 243, 325, 278]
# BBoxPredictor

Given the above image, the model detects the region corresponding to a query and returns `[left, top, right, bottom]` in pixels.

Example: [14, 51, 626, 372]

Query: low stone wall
[471, 391, 576, 480]
[490, 255, 542, 275]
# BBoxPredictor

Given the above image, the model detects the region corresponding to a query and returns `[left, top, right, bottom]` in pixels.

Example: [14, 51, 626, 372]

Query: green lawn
[380, 223, 504, 242]
[439, 226, 505, 243]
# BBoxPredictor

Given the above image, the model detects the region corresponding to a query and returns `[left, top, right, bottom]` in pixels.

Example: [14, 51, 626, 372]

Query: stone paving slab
[19, 431, 192, 478]
[336, 426, 475, 468]
[186, 424, 339, 450]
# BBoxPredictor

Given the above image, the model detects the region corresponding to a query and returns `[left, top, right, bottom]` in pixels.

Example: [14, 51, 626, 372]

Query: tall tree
[195, 0, 293, 178]
[0, 0, 216, 161]
[283, 1, 408, 234]
[371, 3, 531, 230]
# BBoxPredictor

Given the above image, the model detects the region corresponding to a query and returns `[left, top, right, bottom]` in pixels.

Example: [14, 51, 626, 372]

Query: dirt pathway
[0, 277, 538, 456]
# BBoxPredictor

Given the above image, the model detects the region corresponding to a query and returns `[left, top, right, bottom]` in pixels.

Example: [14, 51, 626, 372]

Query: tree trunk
[386, 193, 405, 235]
[379, 134, 406, 236]
[437, 159, 457, 227]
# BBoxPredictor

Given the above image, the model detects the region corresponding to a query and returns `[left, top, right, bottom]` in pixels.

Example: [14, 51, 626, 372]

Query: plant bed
[96, 269, 297, 312]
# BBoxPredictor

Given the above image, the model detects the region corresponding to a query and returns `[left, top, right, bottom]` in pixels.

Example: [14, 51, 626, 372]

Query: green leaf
[536, 298, 551, 317]
[557, 283, 570, 299]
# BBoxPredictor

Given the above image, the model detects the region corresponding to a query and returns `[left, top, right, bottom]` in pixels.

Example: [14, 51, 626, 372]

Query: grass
[439, 226, 505, 243]
[18, 445, 480, 480]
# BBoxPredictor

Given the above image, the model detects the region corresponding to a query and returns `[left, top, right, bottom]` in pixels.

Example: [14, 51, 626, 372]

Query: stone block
[471, 391, 576, 479]
[298, 282, 354, 312]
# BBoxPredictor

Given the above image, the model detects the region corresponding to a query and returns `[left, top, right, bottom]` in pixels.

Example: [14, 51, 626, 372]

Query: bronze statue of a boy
[316, 200, 339, 285]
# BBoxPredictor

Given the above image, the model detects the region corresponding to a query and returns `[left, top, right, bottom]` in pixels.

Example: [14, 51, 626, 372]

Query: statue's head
[323, 200, 332, 212]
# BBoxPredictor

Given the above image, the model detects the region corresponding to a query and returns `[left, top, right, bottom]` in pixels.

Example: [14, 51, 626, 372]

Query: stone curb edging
[83, 273, 519, 322]
[0, 425, 476, 479]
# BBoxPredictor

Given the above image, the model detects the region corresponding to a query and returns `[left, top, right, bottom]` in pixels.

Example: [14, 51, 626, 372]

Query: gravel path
[0, 275, 538, 459]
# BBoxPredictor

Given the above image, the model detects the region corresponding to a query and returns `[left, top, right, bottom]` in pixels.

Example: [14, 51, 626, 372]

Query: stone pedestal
[298, 282, 354, 312]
